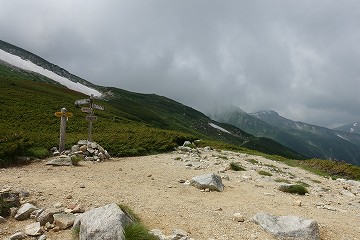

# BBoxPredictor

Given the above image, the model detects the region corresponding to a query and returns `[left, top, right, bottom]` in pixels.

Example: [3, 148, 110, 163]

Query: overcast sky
[1, 0, 360, 128]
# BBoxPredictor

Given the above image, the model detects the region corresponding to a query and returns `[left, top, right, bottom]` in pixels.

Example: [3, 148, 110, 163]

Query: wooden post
[88, 95, 94, 142]
[59, 107, 67, 152]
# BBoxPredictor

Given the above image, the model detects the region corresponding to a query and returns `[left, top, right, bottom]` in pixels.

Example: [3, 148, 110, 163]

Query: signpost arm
[59, 108, 67, 152]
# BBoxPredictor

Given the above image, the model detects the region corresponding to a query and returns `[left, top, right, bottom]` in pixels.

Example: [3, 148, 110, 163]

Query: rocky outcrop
[73, 203, 132, 240]
[190, 173, 224, 192]
[253, 212, 320, 240]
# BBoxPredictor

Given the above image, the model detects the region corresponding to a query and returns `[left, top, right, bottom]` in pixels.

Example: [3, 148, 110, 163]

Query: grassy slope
[0, 63, 305, 166]
[1, 64, 359, 180]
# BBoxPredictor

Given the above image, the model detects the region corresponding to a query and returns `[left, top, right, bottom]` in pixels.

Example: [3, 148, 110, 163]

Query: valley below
[1, 148, 360, 240]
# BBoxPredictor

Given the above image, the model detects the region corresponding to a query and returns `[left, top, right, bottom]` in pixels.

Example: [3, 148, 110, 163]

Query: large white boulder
[253, 212, 320, 240]
[190, 173, 224, 192]
[73, 203, 132, 240]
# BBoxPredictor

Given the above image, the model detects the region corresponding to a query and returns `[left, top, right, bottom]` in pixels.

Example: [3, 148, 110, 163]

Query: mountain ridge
[0, 40, 304, 165]
[210, 108, 360, 166]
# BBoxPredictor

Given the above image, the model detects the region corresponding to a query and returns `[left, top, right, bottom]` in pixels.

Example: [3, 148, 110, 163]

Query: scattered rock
[9, 232, 26, 240]
[73, 203, 132, 240]
[30, 208, 44, 219]
[53, 202, 63, 208]
[190, 173, 224, 192]
[37, 208, 62, 226]
[38, 235, 47, 240]
[53, 213, 76, 230]
[0, 216, 6, 223]
[340, 190, 355, 197]
[346, 180, 360, 187]
[233, 212, 245, 222]
[169, 229, 191, 240]
[14, 203, 37, 221]
[24, 222, 43, 236]
[150, 229, 166, 240]
[253, 212, 320, 240]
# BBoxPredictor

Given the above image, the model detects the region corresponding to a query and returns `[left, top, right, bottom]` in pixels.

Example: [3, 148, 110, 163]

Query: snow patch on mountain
[0, 49, 101, 97]
[336, 134, 348, 141]
[209, 123, 231, 134]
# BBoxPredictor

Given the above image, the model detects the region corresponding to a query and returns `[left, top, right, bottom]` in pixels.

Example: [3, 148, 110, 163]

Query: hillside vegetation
[1, 49, 359, 181]
[0, 63, 305, 167]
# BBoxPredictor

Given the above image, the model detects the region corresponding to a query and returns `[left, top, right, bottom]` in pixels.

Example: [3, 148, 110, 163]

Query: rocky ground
[1, 147, 360, 240]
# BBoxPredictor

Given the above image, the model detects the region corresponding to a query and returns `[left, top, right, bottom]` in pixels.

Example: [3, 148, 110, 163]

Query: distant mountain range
[209, 107, 360, 165]
[334, 122, 360, 135]
[0, 39, 303, 164]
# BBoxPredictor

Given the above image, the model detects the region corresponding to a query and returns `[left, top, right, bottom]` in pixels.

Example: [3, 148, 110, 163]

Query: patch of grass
[265, 164, 286, 174]
[296, 159, 360, 180]
[25, 146, 50, 159]
[0, 198, 10, 217]
[295, 181, 311, 187]
[278, 184, 308, 195]
[118, 204, 158, 240]
[229, 162, 246, 171]
[71, 156, 83, 166]
[118, 204, 141, 223]
[287, 172, 296, 179]
[274, 178, 291, 184]
[258, 170, 273, 176]
[124, 223, 158, 240]
[310, 179, 322, 184]
[246, 159, 258, 165]
[72, 226, 80, 240]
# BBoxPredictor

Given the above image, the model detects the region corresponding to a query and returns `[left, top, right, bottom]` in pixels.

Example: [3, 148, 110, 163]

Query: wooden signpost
[54, 108, 73, 152]
[75, 94, 104, 142]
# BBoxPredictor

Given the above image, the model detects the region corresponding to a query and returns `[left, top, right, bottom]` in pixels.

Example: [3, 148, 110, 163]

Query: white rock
[14, 203, 37, 221]
[252, 212, 320, 240]
[190, 173, 224, 192]
[73, 203, 132, 240]
[53, 213, 76, 230]
[25, 222, 43, 236]
[0, 216, 6, 223]
[341, 190, 355, 197]
[233, 212, 245, 222]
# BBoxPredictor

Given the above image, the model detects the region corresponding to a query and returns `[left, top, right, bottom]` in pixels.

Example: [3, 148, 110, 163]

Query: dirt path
[1, 148, 360, 240]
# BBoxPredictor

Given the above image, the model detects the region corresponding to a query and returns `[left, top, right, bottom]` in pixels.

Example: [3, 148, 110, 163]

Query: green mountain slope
[0, 62, 304, 166]
[211, 108, 360, 166]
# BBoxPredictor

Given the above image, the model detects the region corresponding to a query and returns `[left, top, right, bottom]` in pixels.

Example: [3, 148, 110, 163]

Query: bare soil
[1, 149, 359, 240]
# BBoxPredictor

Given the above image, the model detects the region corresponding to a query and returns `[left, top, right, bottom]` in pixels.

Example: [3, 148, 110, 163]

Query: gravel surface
[1, 149, 359, 240]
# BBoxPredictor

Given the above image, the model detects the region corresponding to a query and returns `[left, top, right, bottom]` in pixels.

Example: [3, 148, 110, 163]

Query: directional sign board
[92, 103, 104, 111]
[54, 112, 73, 117]
[81, 107, 92, 113]
[75, 99, 91, 105]
[54, 112, 63, 117]
[86, 115, 97, 121]
[75, 94, 103, 142]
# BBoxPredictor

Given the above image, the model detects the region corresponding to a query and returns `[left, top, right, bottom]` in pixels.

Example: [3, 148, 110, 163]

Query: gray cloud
[1, 0, 360, 128]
